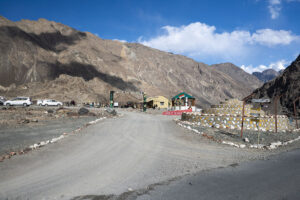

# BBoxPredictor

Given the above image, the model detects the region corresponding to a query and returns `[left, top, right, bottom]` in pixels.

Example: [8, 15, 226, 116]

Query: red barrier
[162, 109, 192, 115]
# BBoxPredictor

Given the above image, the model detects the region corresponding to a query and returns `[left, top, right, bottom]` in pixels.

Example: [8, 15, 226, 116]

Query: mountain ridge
[252, 55, 300, 115]
[0, 16, 262, 107]
[252, 69, 280, 82]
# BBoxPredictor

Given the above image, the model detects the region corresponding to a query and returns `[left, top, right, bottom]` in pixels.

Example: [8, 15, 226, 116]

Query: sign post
[143, 92, 147, 112]
[250, 113, 261, 145]
[110, 91, 114, 108]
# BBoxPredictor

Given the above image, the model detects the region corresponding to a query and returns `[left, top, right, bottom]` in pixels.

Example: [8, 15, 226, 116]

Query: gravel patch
[0, 106, 114, 156]
[0, 116, 97, 155]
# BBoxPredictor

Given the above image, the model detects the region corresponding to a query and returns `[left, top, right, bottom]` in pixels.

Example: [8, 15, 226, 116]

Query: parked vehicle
[0, 96, 6, 106]
[37, 99, 43, 106]
[4, 97, 32, 106]
[42, 99, 63, 106]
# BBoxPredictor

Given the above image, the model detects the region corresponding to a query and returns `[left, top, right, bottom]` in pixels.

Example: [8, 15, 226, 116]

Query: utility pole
[274, 94, 283, 133]
[241, 93, 254, 138]
[293, 97, 300, 129]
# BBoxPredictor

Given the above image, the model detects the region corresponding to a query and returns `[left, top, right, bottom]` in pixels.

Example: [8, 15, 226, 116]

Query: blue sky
[0, 0, 299, 73]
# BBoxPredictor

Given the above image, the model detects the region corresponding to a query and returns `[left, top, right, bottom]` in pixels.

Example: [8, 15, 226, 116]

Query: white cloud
[267, 0, 300, 19]
[252, 29, 298, 45]
[268, 59, 289, 71]
[241, 60, 289, 74]
[268, 0, 281, 19]
[140, 23, 250, 59]
[139, 22, 299, 60]
[113, 39, 127, 43]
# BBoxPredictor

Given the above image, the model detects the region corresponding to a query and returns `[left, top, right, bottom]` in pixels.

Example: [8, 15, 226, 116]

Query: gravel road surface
[0, 111, 274, 199]
[135, 149, 300, 200]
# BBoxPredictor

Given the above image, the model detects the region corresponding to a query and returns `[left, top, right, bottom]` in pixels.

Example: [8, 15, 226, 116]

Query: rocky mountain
[0, 16, 262, 107]
[252, 69, 279, 82]
[252, 55, 300, 115]
[211, 63, 262, 90]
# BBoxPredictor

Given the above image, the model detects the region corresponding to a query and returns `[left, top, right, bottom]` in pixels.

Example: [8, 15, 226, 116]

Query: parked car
[4, 97, 32, 106]
[42, 99, 63, 106]
[0, 96, 6, 106]
[37, 99, 44, 106]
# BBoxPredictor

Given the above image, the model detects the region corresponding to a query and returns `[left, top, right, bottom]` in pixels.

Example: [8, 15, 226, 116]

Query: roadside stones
[0, 156, 4, 162]
[78, 107, 89, 115]
[106, 108, 117, 116]
[269, 141, 283, 149]
[243, 137, 250, 143]
[39, 141, 47, 146]
[20, 119, 30, 124]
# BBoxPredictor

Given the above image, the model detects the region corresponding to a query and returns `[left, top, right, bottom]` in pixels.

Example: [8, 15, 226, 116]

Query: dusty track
[0, 111, 269, 199]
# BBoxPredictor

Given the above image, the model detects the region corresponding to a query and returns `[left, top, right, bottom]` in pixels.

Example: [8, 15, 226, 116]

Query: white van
[4, 97, 32, 106]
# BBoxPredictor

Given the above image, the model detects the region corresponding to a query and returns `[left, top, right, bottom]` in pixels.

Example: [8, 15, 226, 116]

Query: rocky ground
[0, 106, 115, 156]
[177, 119, 300, 150]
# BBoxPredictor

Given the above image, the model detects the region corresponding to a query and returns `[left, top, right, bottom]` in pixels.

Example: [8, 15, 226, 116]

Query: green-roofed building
[171, 92, 196, 111]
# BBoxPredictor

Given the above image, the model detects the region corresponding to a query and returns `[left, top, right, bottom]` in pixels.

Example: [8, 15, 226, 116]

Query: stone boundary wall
[182, 112, 289, 132]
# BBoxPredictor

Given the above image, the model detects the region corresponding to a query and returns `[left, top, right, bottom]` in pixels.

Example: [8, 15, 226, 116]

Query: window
[160, 102, 164, 106]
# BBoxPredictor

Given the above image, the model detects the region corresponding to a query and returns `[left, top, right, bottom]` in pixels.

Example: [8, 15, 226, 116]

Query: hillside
[252, 69, 279, 82]
[252, 55, 300, 115]
[0, 16, 262, 107]
[211, 63, 262, 89]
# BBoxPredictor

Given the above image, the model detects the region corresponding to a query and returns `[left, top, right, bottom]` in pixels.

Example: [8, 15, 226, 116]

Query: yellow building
[146, 96, 169, 109]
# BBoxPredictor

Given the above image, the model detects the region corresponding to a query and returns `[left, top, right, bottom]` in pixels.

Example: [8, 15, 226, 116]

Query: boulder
[106, 108, 117, 116]
[78, 107, 89, 115]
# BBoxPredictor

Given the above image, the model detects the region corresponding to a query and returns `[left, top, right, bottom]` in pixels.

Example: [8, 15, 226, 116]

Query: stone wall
[181, 99, 289, 132]
[182, 113, 289, 131]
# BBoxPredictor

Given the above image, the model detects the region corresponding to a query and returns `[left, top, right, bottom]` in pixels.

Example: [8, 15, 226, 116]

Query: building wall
[147, 96, 169, 109]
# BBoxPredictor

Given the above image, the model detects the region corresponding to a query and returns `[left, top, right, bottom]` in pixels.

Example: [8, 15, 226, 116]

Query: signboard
[250, 107, 261, 111]
[250, 113, 260, 118]
[162, 109, 192, 115]
[250, 113, 260, 122]
[250, 118, 260, 122]
[251, 99, 270, 103]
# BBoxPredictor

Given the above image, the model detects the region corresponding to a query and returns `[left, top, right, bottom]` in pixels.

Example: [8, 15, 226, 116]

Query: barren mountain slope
[252, 55, 300, 115]
[0, 17, 261, 106]
[211, 63, 262, 89]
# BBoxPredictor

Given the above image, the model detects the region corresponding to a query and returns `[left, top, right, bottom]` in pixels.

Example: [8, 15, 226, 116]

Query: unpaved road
[0, 111, 274, 199]
[136, 149, 300, 200]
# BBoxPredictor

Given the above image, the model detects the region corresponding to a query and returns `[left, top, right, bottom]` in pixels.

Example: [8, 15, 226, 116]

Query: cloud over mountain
[139, 22, 299, 60]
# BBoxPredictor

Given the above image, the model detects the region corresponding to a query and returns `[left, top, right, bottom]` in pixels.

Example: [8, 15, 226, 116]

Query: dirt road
[135, 149, 300, 200]
[0, 111, 270, 200]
